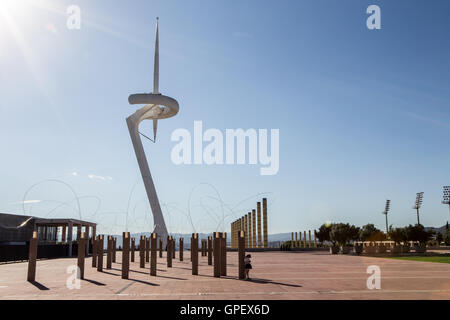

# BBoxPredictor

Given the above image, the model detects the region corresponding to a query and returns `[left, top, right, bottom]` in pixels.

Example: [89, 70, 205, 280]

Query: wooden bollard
[159, 238, 163, 258]
[27, 231, 38, 282]
[77, 232, 86, 280]
[122, 232, 130, 279]
[213, 232, 221, 277]
[112, 237, 117, 263]
[221, 232, 227, 276]
[139, 235, 145, 268]
[131, 237, 135, 262]
[192, 233, 198, 275]
[97, 235, 104, 272]
[238, 231, 245, 279]
[106, 235, 112, 269]
[207, 236, 212, 265]
[150, 233, 157, 276]
[202, 240, 207, 256]
[92, 236, 97, 267]
[167, 236, 173, 267]
[179, 238, 184, 261]
[146, 237, 150, 263]
[173, 238, 176, 259]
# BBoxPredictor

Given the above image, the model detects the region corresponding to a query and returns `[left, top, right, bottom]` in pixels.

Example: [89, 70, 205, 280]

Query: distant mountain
[425, 224, 449, 235]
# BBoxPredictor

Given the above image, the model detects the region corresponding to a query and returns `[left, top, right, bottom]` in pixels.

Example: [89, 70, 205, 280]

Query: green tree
[330, 223, 354, 247]
[316, 223, 332, 243]
[388, 227, 406, 245]
[404, 224, 432, 244]
[444, 228, 450, 246]
[349, 225, 361, 242]
[436, 232, 443, 244]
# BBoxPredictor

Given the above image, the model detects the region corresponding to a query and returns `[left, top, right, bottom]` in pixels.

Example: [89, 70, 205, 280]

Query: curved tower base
[127, 112, 168, 247]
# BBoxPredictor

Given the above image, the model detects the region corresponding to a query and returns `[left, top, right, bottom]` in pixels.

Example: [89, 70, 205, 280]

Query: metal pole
[385, 214, 388, 234]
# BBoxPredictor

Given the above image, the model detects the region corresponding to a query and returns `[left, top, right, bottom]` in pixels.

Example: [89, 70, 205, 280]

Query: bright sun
[0, 0, 32, 22]
[0, 0, 28, 12]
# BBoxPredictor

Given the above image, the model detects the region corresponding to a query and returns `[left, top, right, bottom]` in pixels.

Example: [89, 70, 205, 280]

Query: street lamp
[382, 199, 390, 234]
[413, 192, 424, 225]
[443, 186, 450, 217]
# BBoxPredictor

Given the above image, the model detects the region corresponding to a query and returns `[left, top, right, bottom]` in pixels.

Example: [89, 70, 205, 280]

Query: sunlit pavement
[1, 251, 450, 300]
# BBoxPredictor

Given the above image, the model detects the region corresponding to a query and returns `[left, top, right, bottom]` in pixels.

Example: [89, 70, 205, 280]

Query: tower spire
[153, 17, 159, 94]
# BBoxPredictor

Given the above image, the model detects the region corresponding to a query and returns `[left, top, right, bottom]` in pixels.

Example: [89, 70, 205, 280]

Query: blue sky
[0, 0, 449, 235]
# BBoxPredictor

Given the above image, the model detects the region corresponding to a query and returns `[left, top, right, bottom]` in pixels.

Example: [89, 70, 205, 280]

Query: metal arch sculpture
[126, 18, 179, 246]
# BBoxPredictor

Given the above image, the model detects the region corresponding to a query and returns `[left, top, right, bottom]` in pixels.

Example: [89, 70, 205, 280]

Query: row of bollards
[26, 229, 250, 283]
[290, 230, 318, 248]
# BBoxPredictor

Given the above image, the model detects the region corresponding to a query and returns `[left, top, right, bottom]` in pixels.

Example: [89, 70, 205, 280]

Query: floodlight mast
[413, 192, 424, 225]
[443, 186, 450, 218]
[382, 199, 390, 234]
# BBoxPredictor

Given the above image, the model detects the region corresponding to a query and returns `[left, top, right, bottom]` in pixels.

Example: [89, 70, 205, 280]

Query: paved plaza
[1, 251, 450, 300]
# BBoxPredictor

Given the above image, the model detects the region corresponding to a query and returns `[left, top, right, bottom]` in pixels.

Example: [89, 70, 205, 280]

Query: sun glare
[0, 0, 29, 14]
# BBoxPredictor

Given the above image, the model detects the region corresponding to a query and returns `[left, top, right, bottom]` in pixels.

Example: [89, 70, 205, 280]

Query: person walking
[244, 254, 252, 280]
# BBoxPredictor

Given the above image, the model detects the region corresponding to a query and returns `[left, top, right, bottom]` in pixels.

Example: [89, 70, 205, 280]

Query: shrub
[359, 224, 385, 241]
[280, 241, 293, 251]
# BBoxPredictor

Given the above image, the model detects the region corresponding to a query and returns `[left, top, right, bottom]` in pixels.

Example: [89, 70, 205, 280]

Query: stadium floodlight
[412, 192, 424, 225]
[382, 199, 391, 234]
[443, 186, 450, 217]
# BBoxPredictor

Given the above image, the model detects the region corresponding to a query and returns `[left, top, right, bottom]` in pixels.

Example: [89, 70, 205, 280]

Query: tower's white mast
[153, 17, 159, 95]
[127, 17, 180, 247]
[152, 17, 159, 141]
